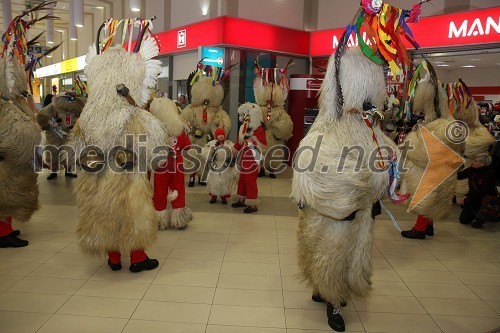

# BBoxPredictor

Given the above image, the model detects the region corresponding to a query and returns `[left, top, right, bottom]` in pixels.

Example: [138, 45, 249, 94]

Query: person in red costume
[151, 98, 194, 230]
[207, 128, 236, 204]
[232, 112, 267, 213]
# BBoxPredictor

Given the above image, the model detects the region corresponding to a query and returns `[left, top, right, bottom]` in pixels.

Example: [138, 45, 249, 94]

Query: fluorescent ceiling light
[437, 64, 450, 67]
[462, 65, 475, 68]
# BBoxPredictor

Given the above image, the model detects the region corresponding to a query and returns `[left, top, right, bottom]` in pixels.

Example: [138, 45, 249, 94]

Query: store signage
[35, 55, 86, 78]
[290, 77, 324, 91]
[199, 46, 225, 67]
[177, 29, 186, 48]
[310, 7, 500, 57]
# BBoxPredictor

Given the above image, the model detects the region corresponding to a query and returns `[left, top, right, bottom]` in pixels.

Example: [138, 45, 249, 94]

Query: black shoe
[107, 259, 122, 271]
[221, 198, 227, 205]
[188, 177, 195, 187]
[258, 169, 266, 177]
[209, 197, 217, 204]
[0, 235, 29, 248]
[244, 206, 258, 214]
[425, 224, 434, 236]
[178, 225, 187, 230]
[232, 201, 247, 208]
[269, 173, 276, 179]
[312, 293, 324, 302]
[327, 303, 345, 332]
[65, 172, 77, 178]
[47, 172, 58, 180]
[198, 180, 207, 186]
[9, 230, 20, 237]
[401, 228, 425, 239]
[471, 219, 484, 228]
[129, 257, 159, 273]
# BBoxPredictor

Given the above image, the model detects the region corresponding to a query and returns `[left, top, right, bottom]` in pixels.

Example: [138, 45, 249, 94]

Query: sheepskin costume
[0, 3, 57, 246]
[150, 97, 193, 230]
[37, 93, 86, 172]
[182, 65, 232, 185]
[253, 64, 293, 175]
[444, 81, 495, 201]
[204, 128, 237, 204]
[68, 19, 167, 261]
[399, 61, 464, 222]
[291, 47, 391, 309]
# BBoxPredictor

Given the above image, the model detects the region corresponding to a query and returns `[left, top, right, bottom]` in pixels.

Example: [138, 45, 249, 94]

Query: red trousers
[237, 169, 258, 201]
[414, 215, 433, 231]
[153, 166, 185, 211]
[108, 250, 147, 264]
[0, 217, 14, 236]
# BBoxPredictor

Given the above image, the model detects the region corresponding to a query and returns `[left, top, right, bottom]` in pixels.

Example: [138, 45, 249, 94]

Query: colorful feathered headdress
[404, 59, 441, 120]
[254, 57, 293, 93]
[188, 58, 236, 87]
[441, 79, 474, 116]
[85, 17, 162, 107]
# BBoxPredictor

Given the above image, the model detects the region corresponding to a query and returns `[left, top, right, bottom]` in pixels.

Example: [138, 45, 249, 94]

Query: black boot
[0, 235, 29, 248]
[471, 219, 484, 228]
[107, 259, 122, 271]
[425, 224, 434, 236]
[258, 169, 266, 177]
[232, 201, 247, 208]
[47, 172, 58, 180]
[244, 206, 258, 214]
[312, 293, 347, 307]
[327, 302, 345, 332]
[65, 172, 77, 178]
[188, 176, 195, 187]
[221, 197, 227, 205]
[209, 197, 217, 204]
[269, 173, 276, 179]
[129, 257, 159, 273]
[198, 178, 207, 186]
[401, 228, 425, 239]
[9, 230, 20, 237]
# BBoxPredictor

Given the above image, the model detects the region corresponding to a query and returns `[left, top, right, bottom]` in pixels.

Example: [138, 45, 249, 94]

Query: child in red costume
[150, 98, 194, 230]
[232, 114, 267, 213]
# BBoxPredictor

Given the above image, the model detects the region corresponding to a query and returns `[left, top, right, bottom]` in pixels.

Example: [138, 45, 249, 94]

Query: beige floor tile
[224, 251, 280, 264]
[353, 295, 426, 314]
[209, 304, 286, 328]
[132, 300, 211, 324]
[163, 259, 222, 273]
[0, 275, 22, 291]
[285, 309, 364, 331]
[387, 258, 448, 271]
[229, 232, 278, 244]
[406, 282, 479, 299]
[153, 270, 219, 287]
[279, 253, 298, 265]
[0, 292, 69, 313]
[282, 276, 310, 292]
[454, 271, 500, 286]
[29, 263, 99, 279]
[371, 269, 402, 282]
[0, 311, 51, 333]
[214, 288, 284, 307]
[286, 330, 335, 333]
[168, 248, 225, 261]
[358, 312, 442, 333]
[38, 314, 127, 333]
[432, 315, 500, 333]
[486, 300, 500, 314]
[221, 262, 281, 276]
[418, 297, 499, 317]
[23, 240, 71, 252]
[275, 216, 298, 229]
[180, 231, 230, 242]
[231, 225, 278, 235]
[75, 280, 150, 299]
[371, 280, 412, 297]
[207, 326, 285, 333]
[8, 276, 85, 295]
[144, 284, 215, 304]
[430, 250, 488, 261]
[217, 273, 282, 291]
[396, 269, 462, 284]
[59, 242, 81, 253]
[280, 264, 300, 277]
[379, 247, 435, 260]
[90, 265, 160, 284]
[282, 291, 355, 311]
[46, 252, 107, 266]
[0, 261, 40, 276]
[278, 244, 297, 255]
[124, 320, 206, 333]
[146, 246, 173, 259]
[468, 285, 500, 301]
[226, 241, 279, 253]
[0, 249, 55, 263]
[233, 214, 276, 226]
[57, 295, 139, 318]
[442, 260, 500, 273]
[371, 257, 392, 269]
[174, 239, 227, 251]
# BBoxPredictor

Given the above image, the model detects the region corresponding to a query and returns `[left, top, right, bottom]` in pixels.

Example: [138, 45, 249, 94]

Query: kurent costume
[400, 61, 464, 240]
[0, 2, 57, 247]
[291, 1, 429, 330]
[69, 18, 168, 272]
[182, 61, 232, 187]
[443, 80, 495, 202]
[253, 60, 293, 178]
[205, 128, 237, 205]
[150, 97, 193, 230]
[37, 92, 86, 179]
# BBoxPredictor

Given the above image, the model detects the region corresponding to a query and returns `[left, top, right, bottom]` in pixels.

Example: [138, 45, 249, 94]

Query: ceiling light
[69, 0, 78, 40]
[74, 0, 84, 27]
[130, 0, 140, 12]
[437, 64, 450, 67]
[433, 61, 445, 64]
[469, 58, 482, 61]
[95, 6, 104, 9]
[462, 65, 475, 68]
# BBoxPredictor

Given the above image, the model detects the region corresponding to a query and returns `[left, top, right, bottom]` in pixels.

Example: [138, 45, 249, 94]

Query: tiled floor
[1, 169, 500, 333]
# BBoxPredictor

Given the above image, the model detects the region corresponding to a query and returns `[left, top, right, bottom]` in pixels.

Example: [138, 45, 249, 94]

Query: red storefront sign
[154, 16, 309, 56]
[310, 6, 500, 57]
